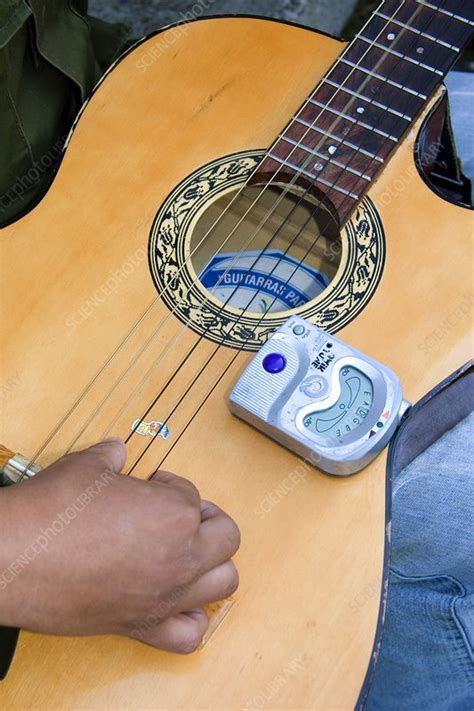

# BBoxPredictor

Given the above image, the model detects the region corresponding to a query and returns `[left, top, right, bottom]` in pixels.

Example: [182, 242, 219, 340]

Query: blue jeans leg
[366, 412, 474, 710]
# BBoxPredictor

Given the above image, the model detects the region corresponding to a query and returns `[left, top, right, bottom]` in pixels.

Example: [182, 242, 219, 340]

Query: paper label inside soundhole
[199, 249, 329, 314]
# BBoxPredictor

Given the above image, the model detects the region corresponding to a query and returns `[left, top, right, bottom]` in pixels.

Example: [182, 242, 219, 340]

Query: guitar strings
[97, 0, 470, 458]
[67, 0, 419, 456]
[24, 14, 382, 465]
[27, 0, 402, 467]
[24, 0, 430, 472]
[66, 190, 330, 451]
[39, 0, 436, 472]
[122, 2, 436, 475]
[66, 0, 426, 460]
[131, 1, 455, 476]
[88, 1, 422, 447]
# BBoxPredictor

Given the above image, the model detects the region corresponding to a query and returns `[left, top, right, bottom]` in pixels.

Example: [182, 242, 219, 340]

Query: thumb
[22, 438, 127, 486]
[94, 437, 127, 473]
[81, 436, 127, 474]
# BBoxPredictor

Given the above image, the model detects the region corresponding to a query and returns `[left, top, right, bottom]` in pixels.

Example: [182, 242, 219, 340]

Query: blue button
[262, 353, 286, 374]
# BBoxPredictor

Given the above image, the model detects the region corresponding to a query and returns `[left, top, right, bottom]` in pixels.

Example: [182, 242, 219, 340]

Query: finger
[193, 501, 241, 573]
[169, 561, 239, 615]
[135, 609, 209, 654]
[200, 499, 222, 521]
[94, 437, 127, 473]
[149, 469, 201, 508]
[49, 437, 126, 477]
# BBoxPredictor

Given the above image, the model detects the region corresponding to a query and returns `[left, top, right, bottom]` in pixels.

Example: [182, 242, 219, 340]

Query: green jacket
[0, 0, 129, 226]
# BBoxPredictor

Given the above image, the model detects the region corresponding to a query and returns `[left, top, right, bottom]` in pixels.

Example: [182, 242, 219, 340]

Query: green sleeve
[0, 0, 130, 226]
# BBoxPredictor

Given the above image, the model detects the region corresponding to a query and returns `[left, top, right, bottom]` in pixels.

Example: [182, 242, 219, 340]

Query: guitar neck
[256, 0, 474, 223]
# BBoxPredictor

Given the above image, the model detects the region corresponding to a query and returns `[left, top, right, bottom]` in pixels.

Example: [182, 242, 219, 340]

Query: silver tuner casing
[228, 316, 409, 476]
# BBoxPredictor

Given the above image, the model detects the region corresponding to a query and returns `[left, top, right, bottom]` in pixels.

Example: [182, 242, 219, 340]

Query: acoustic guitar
[0, 0, 473, 708]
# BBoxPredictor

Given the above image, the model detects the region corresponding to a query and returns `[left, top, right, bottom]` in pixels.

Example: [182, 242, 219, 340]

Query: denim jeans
[366, 409, 474, 710]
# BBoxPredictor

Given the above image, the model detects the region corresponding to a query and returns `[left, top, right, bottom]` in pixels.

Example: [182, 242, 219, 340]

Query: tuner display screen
[303, 366, 374, 441]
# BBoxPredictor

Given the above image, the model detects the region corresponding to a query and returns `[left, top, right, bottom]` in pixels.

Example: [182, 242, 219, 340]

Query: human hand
[0, 438, 240, 653]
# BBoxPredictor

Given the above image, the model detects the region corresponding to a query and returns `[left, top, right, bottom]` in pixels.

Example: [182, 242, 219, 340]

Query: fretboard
[254, 0, 474, 224]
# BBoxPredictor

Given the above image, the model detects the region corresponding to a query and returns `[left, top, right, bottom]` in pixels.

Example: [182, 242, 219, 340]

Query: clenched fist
[0, 438, 240, 653]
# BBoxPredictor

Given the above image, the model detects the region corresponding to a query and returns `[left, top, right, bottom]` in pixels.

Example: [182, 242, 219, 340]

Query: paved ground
[88, 0, 358, 40]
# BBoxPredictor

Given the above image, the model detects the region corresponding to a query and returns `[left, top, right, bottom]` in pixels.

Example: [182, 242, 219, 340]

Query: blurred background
[88, 0, 357, 39]
[88, 0, 473, 67]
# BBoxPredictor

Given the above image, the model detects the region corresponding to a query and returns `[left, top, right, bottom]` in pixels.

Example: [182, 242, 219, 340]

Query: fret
[313, 81, 412, 139]
[267, 153, 361, 200]
[288, 114, 386, 177]
[357, 35, 443, 76]
[374, 0, 474, 49]
[323, 79, 413, 121]
[361, 15, 459, 70]
[416, 1, 474, 26]
[308, 98, 398, 142]
[373, 0, 473, 78]
[325, 62, 426, 117]
[252, 0, 474, 226]
[278, 135, 373, 181]
[375, 11, 461, 51]
[340, 33, 443, 107]
[293, 117, 385, 163]
[339, 58, 428, 99]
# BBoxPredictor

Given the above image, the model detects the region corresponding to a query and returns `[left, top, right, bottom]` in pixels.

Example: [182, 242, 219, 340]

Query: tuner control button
[300, 376, 328, 398]
[292, 324, 306, 336]
[262, 353, 286, 374]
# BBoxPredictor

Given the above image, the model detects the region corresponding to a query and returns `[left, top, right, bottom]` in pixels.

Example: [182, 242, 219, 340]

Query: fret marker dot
[328, 145, 337, 155]
[416, 47, 424, 54]
[387, 32, 396, 40]
[315, 162, 324, 171]
[356, 106, 365, 114]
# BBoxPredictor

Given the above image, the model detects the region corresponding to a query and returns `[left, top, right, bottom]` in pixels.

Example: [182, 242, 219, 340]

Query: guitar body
[0, 16, 471, 710]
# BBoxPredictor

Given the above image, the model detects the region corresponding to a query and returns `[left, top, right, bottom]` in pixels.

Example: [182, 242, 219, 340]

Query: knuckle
[173, 548, 201, 587]
[181, 499, 201, 527]
[184, 479, 200, 501]
[171, 493, 200, 530]
[167, 473, 200, 502]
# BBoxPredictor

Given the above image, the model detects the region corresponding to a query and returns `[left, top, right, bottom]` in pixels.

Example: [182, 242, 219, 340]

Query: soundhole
[189, 184, 341, 315]
[148, 149, 385, 351]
